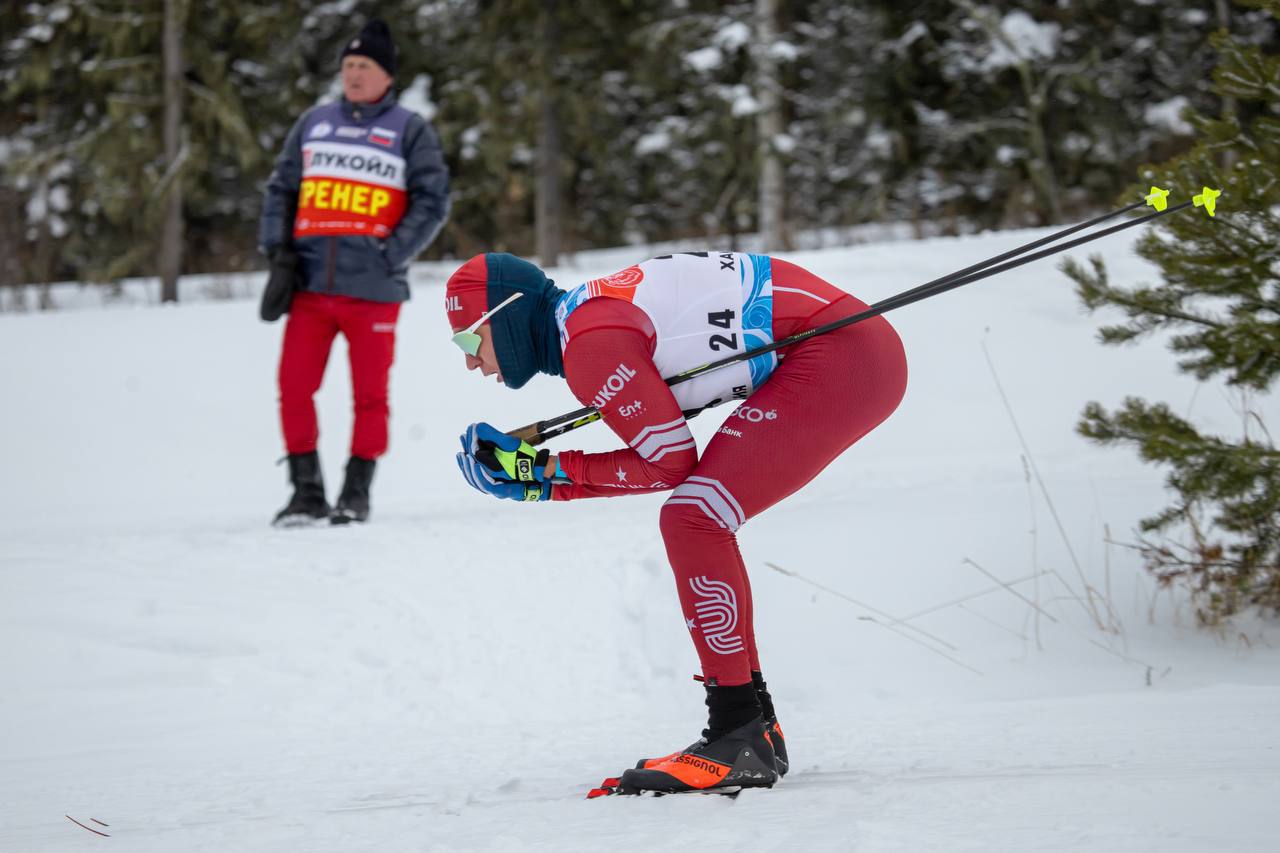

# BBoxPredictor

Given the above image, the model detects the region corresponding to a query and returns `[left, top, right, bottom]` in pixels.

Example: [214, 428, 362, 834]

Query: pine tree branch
[82, 3, 163, 26]
[81, 56, 160, 74]
[106, 93, 163, 108]
[1096, 287, 1228, 333]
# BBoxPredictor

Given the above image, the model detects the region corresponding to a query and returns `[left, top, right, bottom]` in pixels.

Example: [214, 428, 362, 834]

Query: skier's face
[464, 325, 504, 383]
[341, 56, 392, 104]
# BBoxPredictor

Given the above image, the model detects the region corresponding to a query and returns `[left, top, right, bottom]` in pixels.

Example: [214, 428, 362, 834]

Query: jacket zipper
[326, 237, 336, 292]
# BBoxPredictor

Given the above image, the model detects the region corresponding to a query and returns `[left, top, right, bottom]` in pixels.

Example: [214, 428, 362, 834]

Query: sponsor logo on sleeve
[618, 399, 644, 419]
[592, 363, 637, 409]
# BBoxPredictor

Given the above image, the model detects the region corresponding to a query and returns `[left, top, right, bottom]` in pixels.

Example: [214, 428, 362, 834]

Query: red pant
[660, 268, 908, 686]
[278, 291, 400, 459]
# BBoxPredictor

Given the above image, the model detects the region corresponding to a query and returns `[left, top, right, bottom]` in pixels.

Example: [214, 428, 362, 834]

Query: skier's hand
[460, 422, 551, 483]
[456, 451, 551, 502]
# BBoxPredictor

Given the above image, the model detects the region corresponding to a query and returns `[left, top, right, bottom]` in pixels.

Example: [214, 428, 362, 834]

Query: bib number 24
[707, 309, 738, 351]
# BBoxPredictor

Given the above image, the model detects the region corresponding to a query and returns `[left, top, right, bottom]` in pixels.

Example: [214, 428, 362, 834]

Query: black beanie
[341, 19, 397, 77]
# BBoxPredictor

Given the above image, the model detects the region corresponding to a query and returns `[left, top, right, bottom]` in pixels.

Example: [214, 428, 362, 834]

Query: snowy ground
[2, 229, 1278, 852]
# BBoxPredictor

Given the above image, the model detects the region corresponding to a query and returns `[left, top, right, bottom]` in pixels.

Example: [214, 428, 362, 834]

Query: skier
[259, 18, 450, 526]
[447, 251, 907, 794]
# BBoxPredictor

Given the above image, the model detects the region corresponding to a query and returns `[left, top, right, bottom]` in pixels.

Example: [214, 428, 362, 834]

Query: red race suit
[551, 253, 907, 686]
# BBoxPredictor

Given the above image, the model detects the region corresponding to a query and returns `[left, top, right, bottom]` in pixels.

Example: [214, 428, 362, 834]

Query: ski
[585, 776, 623, 799]
[586, 775, 745, 799]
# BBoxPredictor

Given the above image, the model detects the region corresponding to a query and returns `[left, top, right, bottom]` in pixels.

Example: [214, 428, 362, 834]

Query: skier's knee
[660, 479, 745, 542]
[660, 500, 706, 544]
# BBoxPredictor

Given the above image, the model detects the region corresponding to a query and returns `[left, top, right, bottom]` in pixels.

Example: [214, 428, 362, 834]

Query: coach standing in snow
[259, 19, 450, 526]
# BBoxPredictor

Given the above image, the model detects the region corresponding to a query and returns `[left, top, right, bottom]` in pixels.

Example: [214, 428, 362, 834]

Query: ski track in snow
[2, 230, 1279, 851]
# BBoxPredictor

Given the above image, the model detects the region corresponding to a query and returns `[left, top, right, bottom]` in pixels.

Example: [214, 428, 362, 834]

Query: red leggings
[278, 291, 400, 459]
[659, 264, 908, 686]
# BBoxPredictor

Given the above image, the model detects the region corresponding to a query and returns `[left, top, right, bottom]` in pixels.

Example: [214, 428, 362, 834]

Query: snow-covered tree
[0, 1, 354, 291]
[885, 0, 1233, 229]
[783, 0, 896, 231]
[1, 0, 1268, 285]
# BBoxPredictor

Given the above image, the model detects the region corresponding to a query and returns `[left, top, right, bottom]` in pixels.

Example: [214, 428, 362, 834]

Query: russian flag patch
[369, 126, 397, 147]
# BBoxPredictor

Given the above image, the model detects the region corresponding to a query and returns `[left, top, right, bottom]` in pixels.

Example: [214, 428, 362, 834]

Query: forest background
[1, 0, 1269, 301]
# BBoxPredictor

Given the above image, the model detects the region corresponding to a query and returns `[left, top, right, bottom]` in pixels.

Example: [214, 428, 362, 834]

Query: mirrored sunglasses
[451, 291, 524, 356]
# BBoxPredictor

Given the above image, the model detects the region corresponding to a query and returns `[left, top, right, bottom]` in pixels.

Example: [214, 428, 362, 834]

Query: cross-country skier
[447, 251, 907, 794]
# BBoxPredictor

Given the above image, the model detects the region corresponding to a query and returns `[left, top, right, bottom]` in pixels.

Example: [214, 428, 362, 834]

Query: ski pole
[511, 192, 1199, 446]
[514, 197, 1151, 441]
[515, 200, 1189, 446]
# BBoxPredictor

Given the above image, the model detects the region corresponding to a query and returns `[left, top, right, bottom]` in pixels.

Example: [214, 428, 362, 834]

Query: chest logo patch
[586, 265, 644, 301]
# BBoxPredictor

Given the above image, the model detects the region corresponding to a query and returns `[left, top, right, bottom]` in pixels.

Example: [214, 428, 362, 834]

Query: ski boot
[330, 455, 375, 525]
[273, 451, 330, 527]
[617, 715, 777, 795]
[635, 672, 789, 778]
[609, 681, 777, 796]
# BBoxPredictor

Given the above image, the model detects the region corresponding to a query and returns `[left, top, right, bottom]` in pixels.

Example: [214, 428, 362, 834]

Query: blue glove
[456, 451, 551, 502]
[460, 422, 552, 484]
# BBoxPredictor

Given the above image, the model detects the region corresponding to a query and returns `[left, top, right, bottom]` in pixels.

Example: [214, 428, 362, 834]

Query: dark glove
[260, 245, 300, 322]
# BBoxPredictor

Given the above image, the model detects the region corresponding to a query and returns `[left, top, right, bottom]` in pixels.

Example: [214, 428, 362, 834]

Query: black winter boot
[619, 683, 776, 795]
[330, 455, 376, 525]
[272, 451, 330, 527]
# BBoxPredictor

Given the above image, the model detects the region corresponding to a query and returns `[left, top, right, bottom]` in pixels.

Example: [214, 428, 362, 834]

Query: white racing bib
[556, 252, 776, 412]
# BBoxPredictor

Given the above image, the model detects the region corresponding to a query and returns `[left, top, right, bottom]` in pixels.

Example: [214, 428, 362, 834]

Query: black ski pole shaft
[665, 201, 1190, 389]
[849, 199, 1193, 327]
[512, 200, 1188, 446]
[515, 199, 1147, 441]
[840, 198, 1149, 327]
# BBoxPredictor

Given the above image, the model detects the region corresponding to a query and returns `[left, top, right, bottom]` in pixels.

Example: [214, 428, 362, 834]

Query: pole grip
[507, 405, 597, 445]
[507, 421, 546, 444]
